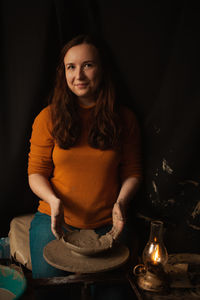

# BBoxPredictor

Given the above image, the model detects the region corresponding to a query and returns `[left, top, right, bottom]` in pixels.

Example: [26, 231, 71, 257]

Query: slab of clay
[44, 240, 129, 273]
[62, 229, 113, 255]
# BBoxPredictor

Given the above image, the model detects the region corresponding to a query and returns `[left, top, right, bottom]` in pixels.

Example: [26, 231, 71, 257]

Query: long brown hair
[50, 34, 121, 150]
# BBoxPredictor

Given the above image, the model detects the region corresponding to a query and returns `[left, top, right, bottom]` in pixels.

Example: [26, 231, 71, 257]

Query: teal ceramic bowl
[0, 264, 26, 299]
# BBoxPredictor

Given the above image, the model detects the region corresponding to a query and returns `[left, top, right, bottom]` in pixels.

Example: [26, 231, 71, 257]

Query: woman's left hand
[109, 201, 126, 241]
[108, 177, 141, 241]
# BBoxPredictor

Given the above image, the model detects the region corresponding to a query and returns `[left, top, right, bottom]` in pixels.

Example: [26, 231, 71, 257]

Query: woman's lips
[75, 83, 88, 88]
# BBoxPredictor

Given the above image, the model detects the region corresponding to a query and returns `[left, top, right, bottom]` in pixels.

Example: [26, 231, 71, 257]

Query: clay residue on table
[64, 229, 113, 249]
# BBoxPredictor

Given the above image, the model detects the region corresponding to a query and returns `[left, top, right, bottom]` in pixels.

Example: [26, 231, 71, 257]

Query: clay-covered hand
[50, 198, 64, 239]
[109, 201, 127, 241]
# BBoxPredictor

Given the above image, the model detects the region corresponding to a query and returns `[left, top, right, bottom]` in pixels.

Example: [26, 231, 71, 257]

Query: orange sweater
[28, 104, 142, 228]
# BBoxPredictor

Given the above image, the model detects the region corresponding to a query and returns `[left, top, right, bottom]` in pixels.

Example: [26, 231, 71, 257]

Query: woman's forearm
[117, 176, 141, 206]
[28, 173, 59, 205]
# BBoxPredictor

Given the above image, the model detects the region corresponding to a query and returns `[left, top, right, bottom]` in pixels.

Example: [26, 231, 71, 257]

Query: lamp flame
[152, 245, 160, 264]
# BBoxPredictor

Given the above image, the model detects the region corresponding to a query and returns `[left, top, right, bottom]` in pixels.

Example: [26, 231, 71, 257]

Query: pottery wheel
[43, 240, 129, 273]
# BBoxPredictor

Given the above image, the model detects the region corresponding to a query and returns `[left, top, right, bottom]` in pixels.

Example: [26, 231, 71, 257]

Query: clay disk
[43, 240, 129, 273]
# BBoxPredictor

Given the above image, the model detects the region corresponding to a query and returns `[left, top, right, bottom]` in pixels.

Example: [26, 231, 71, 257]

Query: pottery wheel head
[61, 229, 113, 256]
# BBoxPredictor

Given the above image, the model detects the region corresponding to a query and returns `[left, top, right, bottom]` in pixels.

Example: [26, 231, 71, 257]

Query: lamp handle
[133, 264, 146, 276]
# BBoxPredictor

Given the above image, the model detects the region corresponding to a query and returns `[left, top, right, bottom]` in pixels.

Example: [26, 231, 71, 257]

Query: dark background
[1, 0, 200, 255]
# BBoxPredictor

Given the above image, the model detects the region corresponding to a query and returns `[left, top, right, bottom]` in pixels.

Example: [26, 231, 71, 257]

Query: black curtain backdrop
[1, 0, 200, 254]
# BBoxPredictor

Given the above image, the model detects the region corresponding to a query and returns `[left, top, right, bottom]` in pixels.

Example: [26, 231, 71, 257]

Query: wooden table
[9, 251, 200, 300]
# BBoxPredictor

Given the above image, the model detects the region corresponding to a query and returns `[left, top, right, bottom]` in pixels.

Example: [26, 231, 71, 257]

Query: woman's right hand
[50, 197, 64, 239]
[28, 174, 65, 239]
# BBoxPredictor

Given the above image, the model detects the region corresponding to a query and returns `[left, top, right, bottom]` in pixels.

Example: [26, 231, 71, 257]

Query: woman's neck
[78, 97, 96, 107]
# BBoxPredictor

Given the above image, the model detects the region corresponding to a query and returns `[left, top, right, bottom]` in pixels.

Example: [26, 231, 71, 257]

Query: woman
[28, 34, 142, 297]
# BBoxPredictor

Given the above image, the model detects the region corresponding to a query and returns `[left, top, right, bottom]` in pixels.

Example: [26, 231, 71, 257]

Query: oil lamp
[134, 220, 169, 292]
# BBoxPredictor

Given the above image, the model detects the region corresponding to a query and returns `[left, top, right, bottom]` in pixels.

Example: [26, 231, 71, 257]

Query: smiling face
[64, 43, 102, 106]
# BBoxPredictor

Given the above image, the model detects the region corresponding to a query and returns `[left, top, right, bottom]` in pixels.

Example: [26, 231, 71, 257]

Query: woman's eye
[84, 63, 93, 69]
[67, 65, 75, 70]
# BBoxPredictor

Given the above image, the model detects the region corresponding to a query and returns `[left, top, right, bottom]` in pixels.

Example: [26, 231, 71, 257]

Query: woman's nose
[76, 67, 85, 80]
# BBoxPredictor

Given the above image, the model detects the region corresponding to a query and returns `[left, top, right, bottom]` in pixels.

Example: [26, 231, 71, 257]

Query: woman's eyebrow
[82, 60, 97, 65]
[65, 60, 97, 67]
[65, 62, 74, 66]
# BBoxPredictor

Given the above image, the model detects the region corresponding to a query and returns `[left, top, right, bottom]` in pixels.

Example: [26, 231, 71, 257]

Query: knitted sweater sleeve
[28, 106, 54, 178]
